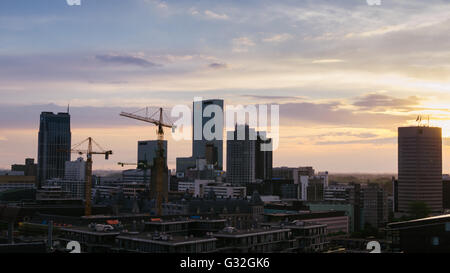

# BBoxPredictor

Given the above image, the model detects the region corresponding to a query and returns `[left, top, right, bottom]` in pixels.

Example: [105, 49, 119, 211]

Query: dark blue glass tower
[192, 99, 224, 170]
[37, 112, 71, 187]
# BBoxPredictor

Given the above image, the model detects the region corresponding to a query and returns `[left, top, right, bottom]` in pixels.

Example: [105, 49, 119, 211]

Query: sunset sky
[1, 0, 450, 173]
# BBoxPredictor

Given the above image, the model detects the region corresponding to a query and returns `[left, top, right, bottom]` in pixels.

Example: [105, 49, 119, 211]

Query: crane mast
[70, 137, 112, 216]
[120, 107, 173, 216]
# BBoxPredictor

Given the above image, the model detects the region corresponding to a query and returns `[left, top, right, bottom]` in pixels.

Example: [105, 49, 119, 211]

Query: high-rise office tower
[255, 132, 273, 181]
[138, 140, 167, 167]
[226, 124, 256, 186]
[192, 99, 224, 170]
[37, 112, 71, 187]
[398, 126, 443, 213]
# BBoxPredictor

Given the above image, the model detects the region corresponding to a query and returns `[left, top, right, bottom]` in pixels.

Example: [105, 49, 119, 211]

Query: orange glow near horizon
[1, 122, 449, 174]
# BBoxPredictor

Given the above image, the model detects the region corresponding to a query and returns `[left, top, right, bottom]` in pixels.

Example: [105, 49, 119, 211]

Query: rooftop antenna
[67, 104, 70, 114]
[416, 115, 422, 126]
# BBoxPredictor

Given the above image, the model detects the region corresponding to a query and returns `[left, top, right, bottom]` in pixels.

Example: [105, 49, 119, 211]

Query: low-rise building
[115, 233, 217, 253]
[59, 226, 120, 253]
[11, 158, 37, 177]
[45, 179, 85, 200]
[386, 214, 450, 253]
[142, 217, 226, 237]
[262, 221, 328, 253]
[264, 211, 349, 235]
[213, 226, 291, 253]
[307, 202, 357, 233]
[0, 175, 36, 192]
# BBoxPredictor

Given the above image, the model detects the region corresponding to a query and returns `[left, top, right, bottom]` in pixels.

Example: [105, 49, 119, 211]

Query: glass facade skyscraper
[37, 112, 71, 187]
[226, 124, 256, 186]
[192, 99, 224, 170]
[138, 140, 167, 167]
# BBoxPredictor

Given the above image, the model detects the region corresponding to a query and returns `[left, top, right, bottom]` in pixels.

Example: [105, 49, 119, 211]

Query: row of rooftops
[60, 218, 324, 240]
[60, 225, 297, 247]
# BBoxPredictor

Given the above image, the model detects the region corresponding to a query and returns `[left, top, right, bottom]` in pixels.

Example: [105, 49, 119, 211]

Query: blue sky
[1, 0, 450, 172]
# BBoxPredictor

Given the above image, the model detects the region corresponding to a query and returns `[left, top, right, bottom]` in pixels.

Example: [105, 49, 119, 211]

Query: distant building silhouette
[362, 183, 388, 228]
[11, 158, 37, 177]
[138, 140, 167, 167]
[255, 132, 273, 181]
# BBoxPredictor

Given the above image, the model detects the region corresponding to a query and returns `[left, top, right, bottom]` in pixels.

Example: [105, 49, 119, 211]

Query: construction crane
[120, 107, 174, 216]
[70, 137, 113, 216]
[117, 162, 149, 169]
[117, 162, 151, 199]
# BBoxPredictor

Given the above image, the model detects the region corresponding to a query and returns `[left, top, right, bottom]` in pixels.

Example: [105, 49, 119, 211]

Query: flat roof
[116, 234, 217, 246]
[264, 210, 346, 219]
[80, 213, 150, 219]
[144, 218, 226, 225]
[60, 226, 121, 236]
[263, 222, 327, 229]
[0, 176, 36, 182]
[213, 228, 290, 238]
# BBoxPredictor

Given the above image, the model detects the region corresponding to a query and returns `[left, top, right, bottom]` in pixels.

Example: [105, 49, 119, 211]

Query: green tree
[408, 201, 431, 219]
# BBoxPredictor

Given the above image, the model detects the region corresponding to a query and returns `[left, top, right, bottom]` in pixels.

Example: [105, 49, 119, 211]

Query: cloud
[312, 132, 379, 139]
[157, 1, 168, 9]
[144, 0, 168, 10]
[445, 138, 450, 146]
[279, 101, 411, 129]
[95, 54, 160, 68]
[241, 95, 303, 101]
[0, 94, 413, 132]
[204, 10, 229, 20]
[353, 93, 422, 111]
[312, 59, 345, 64]
[208, 62, 228, 69]
[314, 137, 397, 146]
[0, 103, 133, 129]
[189, 8, 200, 16]
[263, 33, 293, 43]
[232, 37, 255, 53]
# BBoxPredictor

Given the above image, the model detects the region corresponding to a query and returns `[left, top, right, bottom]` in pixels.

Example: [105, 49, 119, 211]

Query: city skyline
[1, 0, 450, 172]
[1, 104, 448, 174]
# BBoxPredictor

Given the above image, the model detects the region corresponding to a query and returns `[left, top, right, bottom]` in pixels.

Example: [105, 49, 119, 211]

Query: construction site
[0, 106, 182, 253]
